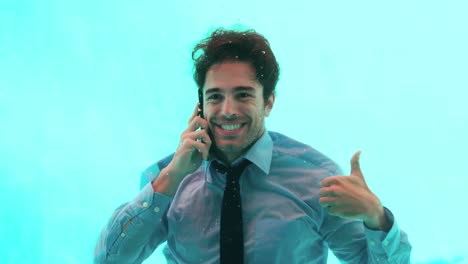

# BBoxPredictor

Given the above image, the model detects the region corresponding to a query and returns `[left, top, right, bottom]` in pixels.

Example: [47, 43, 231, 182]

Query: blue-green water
[1, 1, 467, 263]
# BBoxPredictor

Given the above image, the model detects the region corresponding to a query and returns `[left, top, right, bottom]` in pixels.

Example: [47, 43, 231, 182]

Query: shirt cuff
[364, 207, 401, 255]
[128, 182, 173, 224]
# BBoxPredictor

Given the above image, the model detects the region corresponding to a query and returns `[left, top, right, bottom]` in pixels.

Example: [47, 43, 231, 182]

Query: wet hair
[192, 27, 280, 106]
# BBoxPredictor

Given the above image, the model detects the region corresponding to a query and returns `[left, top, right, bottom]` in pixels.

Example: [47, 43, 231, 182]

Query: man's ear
[265, 93, 275, 117]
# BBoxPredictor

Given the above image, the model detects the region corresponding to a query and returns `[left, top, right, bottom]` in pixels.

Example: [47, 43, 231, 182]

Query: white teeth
[220, 124, 242, 131]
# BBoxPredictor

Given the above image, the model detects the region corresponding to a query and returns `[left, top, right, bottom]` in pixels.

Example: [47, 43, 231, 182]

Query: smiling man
[204, 62, 272, 165]
[94, 27, 412, 264]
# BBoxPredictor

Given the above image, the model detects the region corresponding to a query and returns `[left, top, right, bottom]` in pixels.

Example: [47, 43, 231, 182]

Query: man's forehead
[205, 86, 256, 94]
[208, 61, 254, 72]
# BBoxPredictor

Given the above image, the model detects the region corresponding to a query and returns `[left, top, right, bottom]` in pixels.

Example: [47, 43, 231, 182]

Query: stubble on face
[203, 62, 272, 164]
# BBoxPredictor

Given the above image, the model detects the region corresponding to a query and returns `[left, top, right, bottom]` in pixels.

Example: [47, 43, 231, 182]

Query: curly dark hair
[192, 27, 280, 108]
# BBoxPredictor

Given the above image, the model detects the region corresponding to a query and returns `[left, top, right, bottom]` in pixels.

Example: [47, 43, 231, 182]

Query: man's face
[203, 61, 274, 163]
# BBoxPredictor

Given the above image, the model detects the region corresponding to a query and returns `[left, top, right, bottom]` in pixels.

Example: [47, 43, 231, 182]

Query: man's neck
[209, 130, 265, 165]
[211, 149, 241, 166]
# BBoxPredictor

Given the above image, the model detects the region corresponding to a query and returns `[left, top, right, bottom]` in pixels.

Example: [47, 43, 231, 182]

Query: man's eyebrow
[205, 86, 255, 95]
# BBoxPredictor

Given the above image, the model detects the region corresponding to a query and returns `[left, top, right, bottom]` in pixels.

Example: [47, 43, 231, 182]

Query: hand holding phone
[166, 103, 212, 179]
[152, 103, 212, 196]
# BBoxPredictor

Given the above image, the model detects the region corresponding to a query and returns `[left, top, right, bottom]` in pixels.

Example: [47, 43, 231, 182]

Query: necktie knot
[211, 159, 251, 177]
[212, 160, 252, 189]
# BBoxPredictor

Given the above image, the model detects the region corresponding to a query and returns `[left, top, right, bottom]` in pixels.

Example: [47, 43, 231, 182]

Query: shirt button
[121, 233, 126, 237]
[142, 202, 148, 208]
[369, 240, 376, 246]
[154, 206, 160, 213]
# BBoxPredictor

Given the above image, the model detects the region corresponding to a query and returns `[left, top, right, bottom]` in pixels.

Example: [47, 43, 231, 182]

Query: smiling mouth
[219, 123, 243, 130]
[215, 123, 246, 135]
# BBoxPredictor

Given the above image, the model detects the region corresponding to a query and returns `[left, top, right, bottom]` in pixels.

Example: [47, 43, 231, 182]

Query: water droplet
[229, 41, 232, 43]
[262, 50, 266, 54]
[235, 55, 238, 59]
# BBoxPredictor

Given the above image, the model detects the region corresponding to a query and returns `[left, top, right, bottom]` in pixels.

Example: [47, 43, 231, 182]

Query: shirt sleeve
[319, 166, 412, 263]
[363, 207, 412, 263]
[323, 206, 412, 263]
[93, 176, 173, 263]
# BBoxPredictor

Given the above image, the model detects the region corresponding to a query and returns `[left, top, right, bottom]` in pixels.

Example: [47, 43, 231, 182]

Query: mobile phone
[197, 89, 204, 143]
[197, 88, 204, 117]
[197, 89, 212, 158]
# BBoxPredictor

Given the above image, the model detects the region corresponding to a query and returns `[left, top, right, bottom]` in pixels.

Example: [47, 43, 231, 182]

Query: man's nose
[221, 96, 237, 118]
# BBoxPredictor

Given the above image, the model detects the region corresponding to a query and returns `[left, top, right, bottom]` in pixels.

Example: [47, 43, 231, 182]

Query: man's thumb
[350, 150, 364, 179]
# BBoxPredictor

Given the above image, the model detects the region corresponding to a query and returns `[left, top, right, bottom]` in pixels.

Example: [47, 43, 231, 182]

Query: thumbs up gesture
[319, 151, 390, 230]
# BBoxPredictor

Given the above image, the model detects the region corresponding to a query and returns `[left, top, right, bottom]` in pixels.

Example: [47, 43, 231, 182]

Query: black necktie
[212, 159, 251, 264]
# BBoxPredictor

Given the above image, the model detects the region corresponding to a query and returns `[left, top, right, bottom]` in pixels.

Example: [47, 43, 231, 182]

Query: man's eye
[207, 94, 221, 100]
[239, 93, 251, 97]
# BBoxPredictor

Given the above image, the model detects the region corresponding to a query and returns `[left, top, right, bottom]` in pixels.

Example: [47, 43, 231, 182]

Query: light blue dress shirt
[94, 130, 412, 263]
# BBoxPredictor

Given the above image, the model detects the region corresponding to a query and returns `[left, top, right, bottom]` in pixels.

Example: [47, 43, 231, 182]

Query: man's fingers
[180, 130, 212, 148]
[179, 129, 212, 159]
[178, 137, 210, 160]
[185, 115, 209, 134]
[319, 196, 336, 207]
[191, 141, 211, 160]
[320, 176, 343, 187]
[191, 129, 212, 145]
[319, 186, 337, 197]
[327, 205, 352, 217]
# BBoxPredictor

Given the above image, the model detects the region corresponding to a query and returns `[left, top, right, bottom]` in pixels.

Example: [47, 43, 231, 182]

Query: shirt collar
[204, 129, 273, 183]
[243, 129, 272, 174]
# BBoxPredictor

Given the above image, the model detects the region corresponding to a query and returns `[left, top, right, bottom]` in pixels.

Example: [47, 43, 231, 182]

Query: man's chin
[214, 144, 241, 153]
[211, 144, 244, 158]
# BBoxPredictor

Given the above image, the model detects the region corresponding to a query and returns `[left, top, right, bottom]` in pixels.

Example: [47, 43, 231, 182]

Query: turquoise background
[1, 1, 467, 263]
